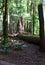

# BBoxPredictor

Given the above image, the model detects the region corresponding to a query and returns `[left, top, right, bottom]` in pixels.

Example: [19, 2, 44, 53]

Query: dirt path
[0, 60, 16, 65]
[0, 41, 45, 65]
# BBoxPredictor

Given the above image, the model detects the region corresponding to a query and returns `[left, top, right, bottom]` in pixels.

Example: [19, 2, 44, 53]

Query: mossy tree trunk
[3, 0, 8, 46]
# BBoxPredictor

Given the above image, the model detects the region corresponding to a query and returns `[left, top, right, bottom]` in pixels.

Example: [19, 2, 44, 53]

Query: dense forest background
[0, 0, 45, 36]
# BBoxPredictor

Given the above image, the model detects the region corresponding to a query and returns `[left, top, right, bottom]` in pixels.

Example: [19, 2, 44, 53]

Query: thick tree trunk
[3, 0, 8, 46]
[38, 4, 45, 51]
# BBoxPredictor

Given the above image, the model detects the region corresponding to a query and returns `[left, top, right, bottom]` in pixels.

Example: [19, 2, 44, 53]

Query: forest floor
[0, 40, 45, 65]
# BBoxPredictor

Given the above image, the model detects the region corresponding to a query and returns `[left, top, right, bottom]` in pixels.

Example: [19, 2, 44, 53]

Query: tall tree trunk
[32, 2, 36, 35]
[3, 0, 8, 46]
[33, 3, 35, 35]
[38, 4, 45, 51]
[27, 0, 29, 32]
[27, 0, 29, 13]
[30, 1, 35, 35]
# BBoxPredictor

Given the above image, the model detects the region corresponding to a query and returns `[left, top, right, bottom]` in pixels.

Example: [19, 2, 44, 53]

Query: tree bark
[3, 0, 8, 46]
[38, 4, 44, 51]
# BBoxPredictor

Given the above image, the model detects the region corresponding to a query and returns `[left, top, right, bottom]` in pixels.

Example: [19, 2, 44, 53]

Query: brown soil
[0, 42, 45, 65]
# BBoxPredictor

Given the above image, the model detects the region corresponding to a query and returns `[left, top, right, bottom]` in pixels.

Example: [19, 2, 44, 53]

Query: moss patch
[17, 34, 40, 45]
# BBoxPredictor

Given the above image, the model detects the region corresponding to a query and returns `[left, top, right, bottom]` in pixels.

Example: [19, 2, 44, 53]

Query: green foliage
[8, 0, 27, 17]
[0, 0, 41, 36]
[30, 0, 41, 35]
[0, 0, 3, 8]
